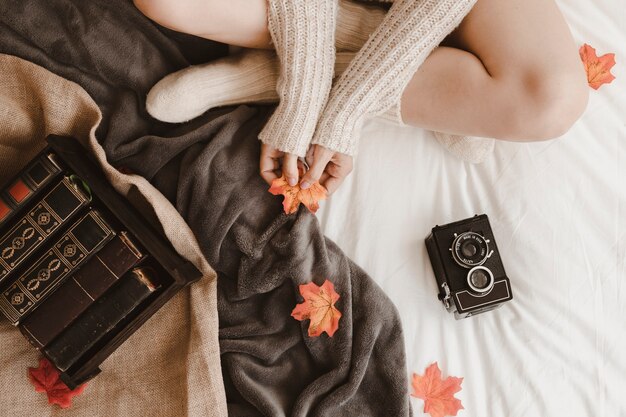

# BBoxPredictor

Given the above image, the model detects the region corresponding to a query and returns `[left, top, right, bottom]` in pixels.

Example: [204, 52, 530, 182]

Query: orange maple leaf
[411, 362, 464, 417]
[268, 175, 327, 214]
[28, 357, 87, 409]
[579, 43, 616, 90]
[291, 279, 342, 337]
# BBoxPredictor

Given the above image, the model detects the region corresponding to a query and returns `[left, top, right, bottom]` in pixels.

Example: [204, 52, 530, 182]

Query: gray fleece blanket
[0, 1, 412, 415]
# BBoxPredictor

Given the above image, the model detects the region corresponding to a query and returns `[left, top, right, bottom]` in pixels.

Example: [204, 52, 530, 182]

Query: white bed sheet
[316, 1, 626, 415]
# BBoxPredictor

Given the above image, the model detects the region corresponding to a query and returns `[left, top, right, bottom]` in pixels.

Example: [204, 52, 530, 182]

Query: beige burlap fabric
[0, 54, 226, 416]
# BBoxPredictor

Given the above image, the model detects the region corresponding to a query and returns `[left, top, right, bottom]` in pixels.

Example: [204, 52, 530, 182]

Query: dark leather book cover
[0, 210, 115, 324]
[0, 176, 90, 286]
[0, 150, 63, 229]
[19, 232, 146, 349]
[44, 267, 158, 372]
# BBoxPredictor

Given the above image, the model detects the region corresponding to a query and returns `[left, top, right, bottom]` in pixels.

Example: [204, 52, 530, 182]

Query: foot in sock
[380, 102, 495, 164]
[146, 49, 280, 123]
[146, 50, 356, 123]
[433, 131, 495, 164]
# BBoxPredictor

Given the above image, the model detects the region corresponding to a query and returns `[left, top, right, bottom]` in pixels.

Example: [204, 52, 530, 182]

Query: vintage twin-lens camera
[425, 214, 513, 319]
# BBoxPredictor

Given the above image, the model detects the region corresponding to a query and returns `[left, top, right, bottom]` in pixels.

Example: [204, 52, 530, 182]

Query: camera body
[425, 214, 513, 319]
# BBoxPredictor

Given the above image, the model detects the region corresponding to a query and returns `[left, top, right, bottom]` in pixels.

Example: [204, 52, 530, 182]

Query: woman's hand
[259, 143, 353, 196]
[259, 143, 302, 187]
[301, 144, 353, 196]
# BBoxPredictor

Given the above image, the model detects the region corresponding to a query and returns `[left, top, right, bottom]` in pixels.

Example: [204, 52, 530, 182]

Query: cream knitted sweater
[258, 0, 477, 157]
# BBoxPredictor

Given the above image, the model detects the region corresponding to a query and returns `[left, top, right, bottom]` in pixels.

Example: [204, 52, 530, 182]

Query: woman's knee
[134, 0, 218, 37]
[501, 67, 589, 141]
[134, 0, 190, 32]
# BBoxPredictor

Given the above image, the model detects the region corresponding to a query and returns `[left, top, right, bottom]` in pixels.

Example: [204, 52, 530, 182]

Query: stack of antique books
[0, 136, 201, 388]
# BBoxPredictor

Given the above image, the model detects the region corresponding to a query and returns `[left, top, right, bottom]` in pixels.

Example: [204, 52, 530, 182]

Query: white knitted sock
[146, 50, 356, 124]
[146, 49, 280, 123]
[336, 0, 386, 52]
[375, 103, 494, 163]
[433, 131, 495, 164]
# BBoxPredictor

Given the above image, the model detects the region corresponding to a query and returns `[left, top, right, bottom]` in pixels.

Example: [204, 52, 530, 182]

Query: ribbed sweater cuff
[311, 112, 362, 156]
[258, 0, 337, 157]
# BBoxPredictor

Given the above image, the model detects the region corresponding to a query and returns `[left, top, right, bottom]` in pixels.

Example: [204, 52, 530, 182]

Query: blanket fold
[151, 107, 412, 415]
[0, 1, 413, 415]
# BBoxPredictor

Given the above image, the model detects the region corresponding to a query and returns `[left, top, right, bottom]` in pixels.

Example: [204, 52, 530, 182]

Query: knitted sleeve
[258, 0, 338, 157]
[311, 0, 477, 156]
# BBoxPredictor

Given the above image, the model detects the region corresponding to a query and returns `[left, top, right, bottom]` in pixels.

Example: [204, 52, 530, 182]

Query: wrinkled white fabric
[317, 0, 626, 414]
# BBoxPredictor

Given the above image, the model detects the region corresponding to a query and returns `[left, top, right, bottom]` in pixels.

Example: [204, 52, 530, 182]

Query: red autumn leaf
[268, 175, 327, 214]
[28, 357, 87, 409]
[411, 362, 464, 417]
[291, 279, 342, 337]
[579, 43, 616, 90]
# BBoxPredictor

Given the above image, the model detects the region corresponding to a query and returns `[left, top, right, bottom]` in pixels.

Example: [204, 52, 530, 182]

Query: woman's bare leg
[133, 0, 272, 48]
[134, 0, 589, 142]
[400, 0, 589, 141]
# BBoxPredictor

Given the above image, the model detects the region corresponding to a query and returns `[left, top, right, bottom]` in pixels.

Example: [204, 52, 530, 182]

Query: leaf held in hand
[579, 43, 616, 90]
[411, 362, 464, 417]
[268, 175, 327, 214]
[291, 279, 342, 337]
[28, 357, 87, 409]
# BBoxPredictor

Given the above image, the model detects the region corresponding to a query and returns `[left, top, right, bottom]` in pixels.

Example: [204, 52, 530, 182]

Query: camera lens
[451, 232, 489, 268]
[461, 241, 478, 257]
[466, 266, 494, 295]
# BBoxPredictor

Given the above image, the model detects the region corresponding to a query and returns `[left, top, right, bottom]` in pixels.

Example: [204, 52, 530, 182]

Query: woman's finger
[259, 144, 281, 185]
[300, 149, 332, 189]
[282, 153, 300, 186]
[305, 146, 315, 168]
[321, 174, 345, 195]
[319, 154, 353, 195]
[297, 158, 309, 177]
[318, 166, 341, 195]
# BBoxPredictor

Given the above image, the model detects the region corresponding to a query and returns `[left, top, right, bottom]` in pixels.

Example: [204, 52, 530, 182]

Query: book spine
[0, 176, 90, 286]
[43, 267, 158, 372]
[0, 150, 64, 229]
[0, 210, 115, 325]
[19, 232, 146, 349]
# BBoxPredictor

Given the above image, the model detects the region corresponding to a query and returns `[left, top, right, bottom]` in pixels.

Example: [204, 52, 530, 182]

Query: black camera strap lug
[440, 283, 452, 309]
